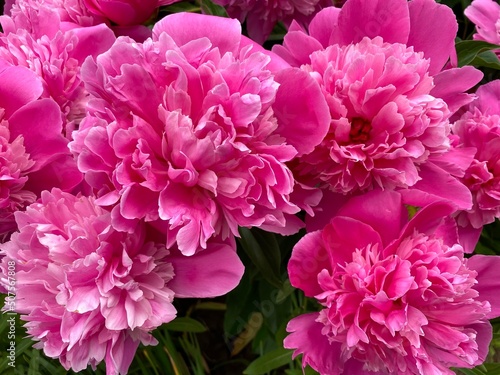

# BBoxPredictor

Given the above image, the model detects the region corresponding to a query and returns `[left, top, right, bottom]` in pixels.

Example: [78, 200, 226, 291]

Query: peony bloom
[453, 80, 500, 232]
[286, 190, 500, 375]
[273, 0, 482, 209]
[210, 0, 330, 44]
[0, 15, 116, 134]
[70, 12, 330, 255]
[4, 0, 156, 41]
[464, 0, 500, 47]
[0, 188, 244, 374]
[0, 63, 81, 239]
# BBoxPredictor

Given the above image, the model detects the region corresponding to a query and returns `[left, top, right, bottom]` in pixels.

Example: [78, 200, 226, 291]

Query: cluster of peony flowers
[1, 0, 500, 374]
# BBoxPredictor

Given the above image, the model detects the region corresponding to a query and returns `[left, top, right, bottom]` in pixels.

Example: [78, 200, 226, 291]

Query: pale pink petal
[152, 12, 242, 55]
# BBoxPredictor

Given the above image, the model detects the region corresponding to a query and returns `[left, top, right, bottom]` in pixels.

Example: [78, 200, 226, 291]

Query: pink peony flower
[0, 63, 81, 239]
[465, 0, 500, 46]
[453, 80, 500, 231]
[286, 190, 500, 375]
[0, 16, 116, 134]
[70, 12, 330, 255]
[210, 0, 330, 44]
[4, 0, 154, 41]
[273, 0, 482, 209]
[0, 188, 244, 374]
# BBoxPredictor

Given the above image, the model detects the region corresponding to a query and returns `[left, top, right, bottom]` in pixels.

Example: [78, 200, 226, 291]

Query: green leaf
[456, 40, 500, 67]
[238, 228, 282, 288]
[165, 317, 207, 333]
[243, 347, 293, 374]
[470, 51, 500, 70]
[200, 0, 228, 17]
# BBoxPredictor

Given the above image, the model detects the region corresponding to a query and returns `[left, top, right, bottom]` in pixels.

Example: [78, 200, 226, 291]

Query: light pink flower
[453, 80, 500, 232]
[273, 0, 482, 209]
[0, 63, 81, 239]
[465, 0, 500, 46]
[286, 190, 500, 375]
[70, 12, 330, 255]
[0, 16, 116, 134]
[0, 188, 244, 374]
[210, 0, 330, 44]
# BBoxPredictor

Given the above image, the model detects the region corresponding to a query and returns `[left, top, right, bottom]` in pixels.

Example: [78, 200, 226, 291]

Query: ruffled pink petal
[431, 66, 484, 114]
[0, 65, 43, 118]
[457, 224, 482, 254]
[407, 0, 458, 75]
[284, 313, 341, 374]
[167, 241, 244, 298]
[468, 255, 500, 319]
[273, 68, 330, 156]
[288, 231, 329, 297]
[152, 12, 242, 55]
[338, 0, 410, 45]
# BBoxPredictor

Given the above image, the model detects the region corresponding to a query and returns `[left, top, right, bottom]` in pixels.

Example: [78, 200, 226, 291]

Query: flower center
[349, 117, 372, 143]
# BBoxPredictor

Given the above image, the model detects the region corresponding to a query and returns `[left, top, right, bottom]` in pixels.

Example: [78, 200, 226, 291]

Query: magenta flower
[70, 12, 330, 255]
[286, 190, 500, 375]
[453, 80, 500, 232]
[0, 15, 116, 133]
[465, 0, 500, 46]
[210, 0, 329, 44]
[0, 188, 244, 374]
[273, 0, 482, 209]
[0, 63, 81, 239]
[83, 0, 177, 26]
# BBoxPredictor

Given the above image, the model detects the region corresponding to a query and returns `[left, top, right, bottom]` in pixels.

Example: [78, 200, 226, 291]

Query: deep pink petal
[431, 66, 484, 114]
[475, 79, 500, 115]
[274, 68, 330, 156]
[336, 190, 407, 246]
[324, 216, 383, 266]
[338, 0, 410, 45]
[8, 98, 68, 168]
[289, 231, 330, 297]
[308, 7, 341, 48]
[400, 162, 473, 210]
[407, 0, 458, 75]
[69, 24, 116, 63]
[152, 12, 241, 55]
[168, 241, 244, 298]
[0, 65, 43, 118]
[468, 255, 500, 319]
[284, 313, 341, 374]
